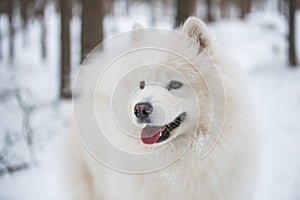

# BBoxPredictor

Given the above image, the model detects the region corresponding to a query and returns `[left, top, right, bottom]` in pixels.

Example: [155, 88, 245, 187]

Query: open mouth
[141, 112, 186, 145]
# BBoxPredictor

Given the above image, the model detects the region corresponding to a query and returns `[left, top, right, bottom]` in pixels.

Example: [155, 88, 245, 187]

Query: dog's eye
[140, 81, 145, 89]
[167, 80, 183, 90]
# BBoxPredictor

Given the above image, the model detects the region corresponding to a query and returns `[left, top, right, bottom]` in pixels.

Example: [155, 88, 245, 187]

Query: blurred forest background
[0, 0, 299, 98]
[0, 0, 299, 199]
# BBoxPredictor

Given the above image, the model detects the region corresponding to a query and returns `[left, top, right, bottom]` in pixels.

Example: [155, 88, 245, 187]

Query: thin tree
[20, 0, 29, 29]
[220, 0, 231, 18]
[81, 0, 104, 63]
[278, 0, 285, 14]
[205, 0, 213, 22]
[0, 19, 2, 60]
[20, 0, 33, 46]
[36, 0, 47, 59]
[239, 0, 252, 19]
[174, 0, 196, 27]
[60, 0, 72, 98]
[41, 8, 47, 59]
[288, 0, 298, 66]
[8, 0, 15, 61]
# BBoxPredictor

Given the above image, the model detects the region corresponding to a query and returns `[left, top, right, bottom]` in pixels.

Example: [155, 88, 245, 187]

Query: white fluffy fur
[62, 17, 258, 200]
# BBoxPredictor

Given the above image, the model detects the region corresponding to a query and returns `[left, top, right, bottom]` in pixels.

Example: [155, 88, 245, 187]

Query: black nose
[134, 102, 152, 121]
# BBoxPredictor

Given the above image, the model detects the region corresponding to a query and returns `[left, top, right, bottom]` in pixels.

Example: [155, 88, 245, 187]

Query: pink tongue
[141, 125, 165, 145]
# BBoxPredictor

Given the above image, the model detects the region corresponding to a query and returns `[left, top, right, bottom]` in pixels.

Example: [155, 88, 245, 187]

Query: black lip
[156, 112, 186, 143]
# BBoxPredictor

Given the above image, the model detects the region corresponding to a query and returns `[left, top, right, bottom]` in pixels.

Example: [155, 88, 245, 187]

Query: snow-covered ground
[0, 3, 300, 200]
[212, 12, 300, 200]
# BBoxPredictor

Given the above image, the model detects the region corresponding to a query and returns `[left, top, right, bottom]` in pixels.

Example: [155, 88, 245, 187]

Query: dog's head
[129, 17, 212, 145]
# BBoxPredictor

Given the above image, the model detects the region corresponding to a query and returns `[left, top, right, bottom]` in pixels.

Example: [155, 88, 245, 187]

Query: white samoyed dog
[61, 17, 258, 200]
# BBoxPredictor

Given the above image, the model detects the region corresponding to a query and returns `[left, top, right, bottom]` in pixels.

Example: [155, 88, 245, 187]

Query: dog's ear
[180, 17, 211, 51]
[131, 22, 144, 40]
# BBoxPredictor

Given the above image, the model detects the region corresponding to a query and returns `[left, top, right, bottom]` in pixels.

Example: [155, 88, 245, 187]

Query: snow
[0, 135, 68, 200]
[210, 11, 300, 200]
[0, 2, 300, 200]
[0, 5, 72, 198]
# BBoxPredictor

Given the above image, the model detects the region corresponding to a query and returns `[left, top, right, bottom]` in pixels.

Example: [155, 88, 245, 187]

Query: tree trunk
[60, 0, 72, 98]
[205, 0, 213, 22]
[81, 0, 104, 63]
[125, 0, 130, 15]
[20, 0, 28, 29]
[8, 0, 14, 62]
[150, 0, 156, 26]
[20, 0, 33, 46]
[174, 0, 196, 27]
[220, 0, 230, 18]
[240, 0, 252, 19]
[288, 0, 298, 66]
[40, 1, 47, 59]
[0, 20, 2, 60]
[37, 0, 47, 59]
[278, 0, 285, 14]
